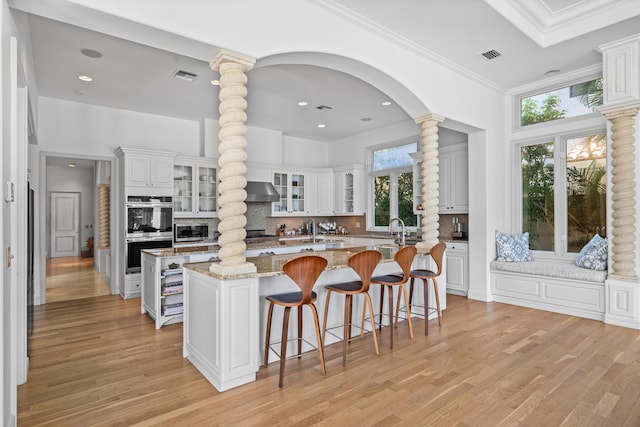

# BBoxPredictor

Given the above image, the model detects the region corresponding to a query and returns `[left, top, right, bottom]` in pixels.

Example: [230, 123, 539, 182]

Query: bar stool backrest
[348, 250, 382, 292]
[429, 242, 446, 276]
[395, 246, 418, 282]
[282, 255, 328, 304]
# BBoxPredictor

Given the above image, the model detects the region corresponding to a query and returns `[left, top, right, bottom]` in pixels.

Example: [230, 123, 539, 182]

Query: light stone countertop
[184, 246, 405, 281]
[141, 238, 327, 258]
[183, 245, 437, 281]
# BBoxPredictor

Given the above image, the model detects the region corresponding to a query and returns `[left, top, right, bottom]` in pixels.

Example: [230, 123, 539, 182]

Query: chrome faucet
[389, 217, 405, 247]
[310, 219, 316, 243]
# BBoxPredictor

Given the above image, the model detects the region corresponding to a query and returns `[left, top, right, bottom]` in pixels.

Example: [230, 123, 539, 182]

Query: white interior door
[50, 192, 80, 257]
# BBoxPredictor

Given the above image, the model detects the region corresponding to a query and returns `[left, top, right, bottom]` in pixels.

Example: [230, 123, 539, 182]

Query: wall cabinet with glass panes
[174, 157, 218, 218]
[272, 171, 309, 216]
[334, 165, 364, 215]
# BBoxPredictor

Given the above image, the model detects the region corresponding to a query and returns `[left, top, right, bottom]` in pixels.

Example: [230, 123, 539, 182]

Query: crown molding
[506, 63, 602, 96]
[310, 0, 506, 95]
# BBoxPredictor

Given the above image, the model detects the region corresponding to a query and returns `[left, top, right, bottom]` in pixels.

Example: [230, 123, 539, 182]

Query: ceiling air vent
[481, 49, 502, 60]
[174, 70, 197, 81]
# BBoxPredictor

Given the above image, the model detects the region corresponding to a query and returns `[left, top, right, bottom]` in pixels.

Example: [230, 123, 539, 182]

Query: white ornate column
[606, 108, 639, 280]
[597, 34, 640, 329]
[414, 114, 445, 253]
[97, 184, 110, 249]
[209, 50, 257, 275]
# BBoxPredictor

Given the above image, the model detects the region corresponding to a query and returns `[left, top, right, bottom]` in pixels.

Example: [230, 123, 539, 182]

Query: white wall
[38, 97, 201, 158]
[282, 135, 328, 167]
[46, 164, 96, 255]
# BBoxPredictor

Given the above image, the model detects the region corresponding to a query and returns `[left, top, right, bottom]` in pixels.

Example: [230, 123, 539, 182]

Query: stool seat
[410, 269, 436, 277]
[325, 280, 363, 293]
[370, 273, 404, 284]
[267, 291, 318, 306]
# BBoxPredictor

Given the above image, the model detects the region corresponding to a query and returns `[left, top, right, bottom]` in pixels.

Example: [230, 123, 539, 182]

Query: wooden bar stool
[407, 242, 446, 335]
[263, 255, 328, 388]
[322, 250, 382, 366]
[371, 246, 417, 349]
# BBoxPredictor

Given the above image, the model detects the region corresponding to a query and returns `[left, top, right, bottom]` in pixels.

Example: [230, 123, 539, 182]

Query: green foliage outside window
[521, 94, 567, 126]
[521, 143, 555, 250]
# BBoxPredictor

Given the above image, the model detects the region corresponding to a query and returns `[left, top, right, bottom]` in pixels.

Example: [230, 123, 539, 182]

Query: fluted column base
[209, 261, 257, 275]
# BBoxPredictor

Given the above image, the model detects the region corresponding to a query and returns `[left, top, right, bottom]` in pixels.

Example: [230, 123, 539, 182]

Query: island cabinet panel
[183, 270, 260, 392]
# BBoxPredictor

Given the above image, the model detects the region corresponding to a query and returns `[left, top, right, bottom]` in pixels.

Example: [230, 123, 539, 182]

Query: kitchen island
[182, 245, 446, 392]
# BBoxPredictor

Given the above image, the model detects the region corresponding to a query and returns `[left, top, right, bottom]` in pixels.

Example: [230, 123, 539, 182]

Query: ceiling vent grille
[316, 105, 332, 110]
[480, 49, 502, 60]
[174, 70, 197, 81]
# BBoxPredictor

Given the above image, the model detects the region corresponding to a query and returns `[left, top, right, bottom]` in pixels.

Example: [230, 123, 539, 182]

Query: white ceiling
[12, 0, 640, 143]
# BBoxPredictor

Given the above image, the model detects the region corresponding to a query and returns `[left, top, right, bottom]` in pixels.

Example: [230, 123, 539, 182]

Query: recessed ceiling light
[361, 117, 372, 122]
[210, 79, 220, 85]
[298, 101, 308, 106]
[381, 101, 392, 106]
[544, 69, 560, 76]
[317, 124, 326, 128]
[68, 163, 76, 168]
[81, 49, 103, 58]
[78, 75, 93, 82]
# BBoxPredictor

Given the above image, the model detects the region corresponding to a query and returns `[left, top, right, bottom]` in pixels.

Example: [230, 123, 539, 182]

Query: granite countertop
[184, 246, 403, 280]
[142, 238, 327, 258]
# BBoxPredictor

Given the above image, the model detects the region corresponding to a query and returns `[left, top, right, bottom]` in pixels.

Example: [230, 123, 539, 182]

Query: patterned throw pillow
[495, 230, 533, 262]
[576, 234, 608, 271]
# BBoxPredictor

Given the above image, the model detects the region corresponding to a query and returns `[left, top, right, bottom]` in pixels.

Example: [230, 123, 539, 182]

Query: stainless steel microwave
[174, 223, 209, 242]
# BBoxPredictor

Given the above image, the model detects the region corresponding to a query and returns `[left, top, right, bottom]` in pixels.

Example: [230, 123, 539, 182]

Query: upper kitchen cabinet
[174, 157, 217, 218]
[412, 144, 468, 215]
[116, 147, 177, 197]
[272, 171, 308, 216]
[439, 144, 468, 214]
[334, 165, 364, 215]
[315, 169, 334, 216]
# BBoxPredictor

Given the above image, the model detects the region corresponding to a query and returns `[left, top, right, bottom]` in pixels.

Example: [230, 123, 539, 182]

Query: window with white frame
[519, 130, 606, 255]
[518, 77, 603, 128]
[368, 142, 417, 230]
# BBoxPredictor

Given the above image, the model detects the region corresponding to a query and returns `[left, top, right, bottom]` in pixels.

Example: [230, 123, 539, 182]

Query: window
[519, 77, 603, 127]
[369, 142, 417, 230]
[519, 131, 606, 255]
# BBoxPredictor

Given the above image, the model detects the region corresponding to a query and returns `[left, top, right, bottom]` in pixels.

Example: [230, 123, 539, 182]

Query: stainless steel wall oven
[125, 196, 173, 273]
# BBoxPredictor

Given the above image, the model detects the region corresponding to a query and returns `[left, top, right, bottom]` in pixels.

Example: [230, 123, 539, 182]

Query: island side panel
[183, 268, 259, 392]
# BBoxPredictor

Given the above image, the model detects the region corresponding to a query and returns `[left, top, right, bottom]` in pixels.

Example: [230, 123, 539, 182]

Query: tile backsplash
[439, 214, 468, 240]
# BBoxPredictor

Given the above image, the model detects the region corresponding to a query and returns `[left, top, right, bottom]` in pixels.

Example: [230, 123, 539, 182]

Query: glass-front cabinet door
[290, 173, 305, 214]
[197, 165, 217, 215]
[273, 172, 288, 214]
[272, 171, 308, 216]
[174, 163, 194, 215]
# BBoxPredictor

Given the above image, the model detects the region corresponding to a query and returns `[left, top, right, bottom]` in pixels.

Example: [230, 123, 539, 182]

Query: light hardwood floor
[18, 292, 640, 426]
[46, 256, 111, 303]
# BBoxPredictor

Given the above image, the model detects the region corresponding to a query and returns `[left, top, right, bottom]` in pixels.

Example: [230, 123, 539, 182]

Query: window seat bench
[490, 260, 606, 321]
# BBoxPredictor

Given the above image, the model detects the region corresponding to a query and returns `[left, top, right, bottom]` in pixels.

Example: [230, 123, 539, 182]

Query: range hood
[245, 181, 280, 203]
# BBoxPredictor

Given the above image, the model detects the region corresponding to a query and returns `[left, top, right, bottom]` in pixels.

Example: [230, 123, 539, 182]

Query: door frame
[38, 152, 119, 304]
[49, 191, 81, 258]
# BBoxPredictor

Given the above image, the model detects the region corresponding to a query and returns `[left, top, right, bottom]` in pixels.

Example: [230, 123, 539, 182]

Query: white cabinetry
[411, 153, 424, 215]
[116, 147, 176, 196]
[314, 169, 334, 215]
[272, 171, 309, 216]
[142, 253, 186, 328]
[445, 241, 468, 296]
[334, 165, 364, 215]
[438, 144, 468, 214]
[174, 157, 217, 218]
